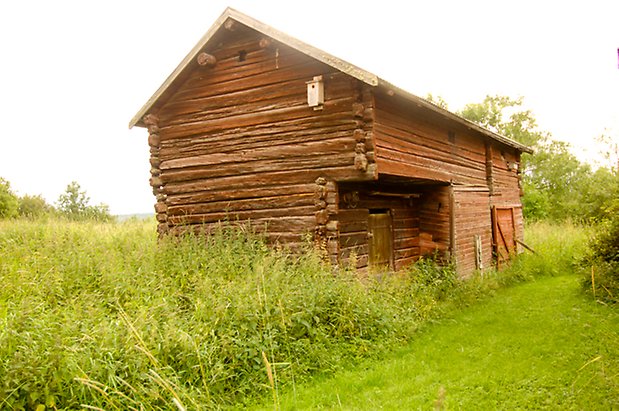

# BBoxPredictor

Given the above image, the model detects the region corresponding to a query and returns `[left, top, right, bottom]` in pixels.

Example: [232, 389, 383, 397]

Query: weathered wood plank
[162, 166, 375, 195]
[167, 193, 314, 216]
[161, 136, 357, 170]
[166, 183, 314, 206]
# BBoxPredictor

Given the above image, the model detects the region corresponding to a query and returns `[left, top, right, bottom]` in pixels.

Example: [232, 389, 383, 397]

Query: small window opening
[448, 131, 456, 143]
[369, 208, 390, 215]
[238, 50, 247, 62]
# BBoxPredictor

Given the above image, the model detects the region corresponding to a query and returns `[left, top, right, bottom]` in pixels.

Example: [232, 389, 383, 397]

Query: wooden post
[448, 185, 456, 264]
[314, 177, 329, 252]
[196, 52, 217, 67]
[485, 143, 494, 196]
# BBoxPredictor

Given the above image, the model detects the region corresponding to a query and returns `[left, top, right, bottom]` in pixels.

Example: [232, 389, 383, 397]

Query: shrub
[18, 194, 53, 219]
[581, 201, 619, 303]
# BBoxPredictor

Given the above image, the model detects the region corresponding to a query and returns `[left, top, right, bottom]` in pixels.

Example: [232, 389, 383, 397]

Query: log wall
[373, 92, 487, 185]
[372, 91, 525, 274]
[488, 147, 524, 246]
[338, 185, 420, 272]
[417, 185, 451, 252]
[145, 26, 375, 249]
[139, 22, 526, 275]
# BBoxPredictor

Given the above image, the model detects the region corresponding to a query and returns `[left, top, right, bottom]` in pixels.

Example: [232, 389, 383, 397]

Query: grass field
[1, 218, 615, 409]
[255, 274, 619, 410]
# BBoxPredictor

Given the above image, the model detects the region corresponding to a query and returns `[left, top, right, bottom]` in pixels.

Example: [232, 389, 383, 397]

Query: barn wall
[452, 186, 494, 276]
[373, 92, 487, 185]
[487, 144, 525, 248]
[147, 27, 376, 248]
[372, 90, 526, 273]
[417, 185, 451, 254]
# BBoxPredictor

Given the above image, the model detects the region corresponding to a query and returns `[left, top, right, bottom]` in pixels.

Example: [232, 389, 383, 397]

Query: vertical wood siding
[452, 187, 493, 276]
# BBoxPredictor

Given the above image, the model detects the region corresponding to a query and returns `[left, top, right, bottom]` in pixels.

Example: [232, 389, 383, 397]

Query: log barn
[129, 8, 532, 276]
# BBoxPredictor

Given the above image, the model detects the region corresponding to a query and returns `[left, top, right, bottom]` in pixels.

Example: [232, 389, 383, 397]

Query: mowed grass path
[257, 275, 619, 410]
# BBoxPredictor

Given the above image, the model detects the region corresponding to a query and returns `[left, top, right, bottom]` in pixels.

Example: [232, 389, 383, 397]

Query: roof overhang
[129, 7, 532, 154]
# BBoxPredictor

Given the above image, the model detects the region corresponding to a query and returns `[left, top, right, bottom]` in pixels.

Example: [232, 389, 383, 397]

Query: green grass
[0, 218, 466, 409]
[256, 275, 618, 410]
[1, 218, 611, 410]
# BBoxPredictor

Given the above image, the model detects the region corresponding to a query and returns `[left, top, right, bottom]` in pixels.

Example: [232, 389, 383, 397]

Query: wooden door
[492, 206, 516, 268]
[368, 212, 393, 271]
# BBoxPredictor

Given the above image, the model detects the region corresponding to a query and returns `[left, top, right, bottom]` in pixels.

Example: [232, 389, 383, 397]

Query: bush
[581, 201, 619, 303]
[18, 194, 53, 219]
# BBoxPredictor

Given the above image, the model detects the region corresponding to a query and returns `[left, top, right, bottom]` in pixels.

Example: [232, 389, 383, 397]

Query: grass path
[256, 275, 619, 410]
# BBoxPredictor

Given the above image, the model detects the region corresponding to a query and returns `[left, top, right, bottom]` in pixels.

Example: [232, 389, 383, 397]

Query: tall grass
[0, 219, 589, 409]
[0, 219, 459, 409]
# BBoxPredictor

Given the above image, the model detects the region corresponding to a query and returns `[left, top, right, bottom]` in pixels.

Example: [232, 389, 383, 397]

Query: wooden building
[129, 8, 532, 276]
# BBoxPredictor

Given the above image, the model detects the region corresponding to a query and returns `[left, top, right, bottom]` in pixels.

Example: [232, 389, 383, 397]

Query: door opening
[368, 209, 393, 272]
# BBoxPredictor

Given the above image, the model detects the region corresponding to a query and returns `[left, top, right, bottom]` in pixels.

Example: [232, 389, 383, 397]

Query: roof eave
[128, 8, 533, 156]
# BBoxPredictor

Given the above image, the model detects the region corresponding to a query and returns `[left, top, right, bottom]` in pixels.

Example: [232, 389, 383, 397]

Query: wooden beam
[369, 192, 421, 199]
[224, 18, 237, 31]
[196, 52, 217, 67]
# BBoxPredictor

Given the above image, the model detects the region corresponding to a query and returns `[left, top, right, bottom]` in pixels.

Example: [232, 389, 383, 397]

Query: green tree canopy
[0, 177, 19, 219]
[18, 194, 53, 219]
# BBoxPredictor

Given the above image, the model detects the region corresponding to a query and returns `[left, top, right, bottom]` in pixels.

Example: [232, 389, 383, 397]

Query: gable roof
[129, 7, 532, 154]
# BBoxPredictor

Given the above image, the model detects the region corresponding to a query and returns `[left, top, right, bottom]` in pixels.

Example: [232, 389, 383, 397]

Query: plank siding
[489, 147, 525, 248]
[452, 187, 493, 276]
[373, 93, 487, 186]
[418, 186, 451, 250]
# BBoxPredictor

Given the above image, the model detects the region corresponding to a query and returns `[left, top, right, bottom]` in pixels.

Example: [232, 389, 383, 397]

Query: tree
[0, 177, 18, 219]
[596, 131, 619, 174]
[56, 181, 113, 222]
[57, 181, 90, 217]
[18, 194, 53, 219]
[424, 93, 449, 110]
[458, 95, 547, 152]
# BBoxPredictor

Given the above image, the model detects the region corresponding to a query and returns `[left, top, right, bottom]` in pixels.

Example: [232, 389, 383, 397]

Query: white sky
[1, 0, 617, 214]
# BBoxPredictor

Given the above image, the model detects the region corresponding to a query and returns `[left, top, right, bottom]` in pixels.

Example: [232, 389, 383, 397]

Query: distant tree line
[0, 179, 113, 222]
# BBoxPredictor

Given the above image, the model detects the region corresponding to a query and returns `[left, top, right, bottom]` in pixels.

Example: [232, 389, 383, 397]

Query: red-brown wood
[133, 15, 528, 277]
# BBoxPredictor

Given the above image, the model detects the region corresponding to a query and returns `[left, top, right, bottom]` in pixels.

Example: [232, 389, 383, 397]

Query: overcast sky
[1, 1, 617, 214]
